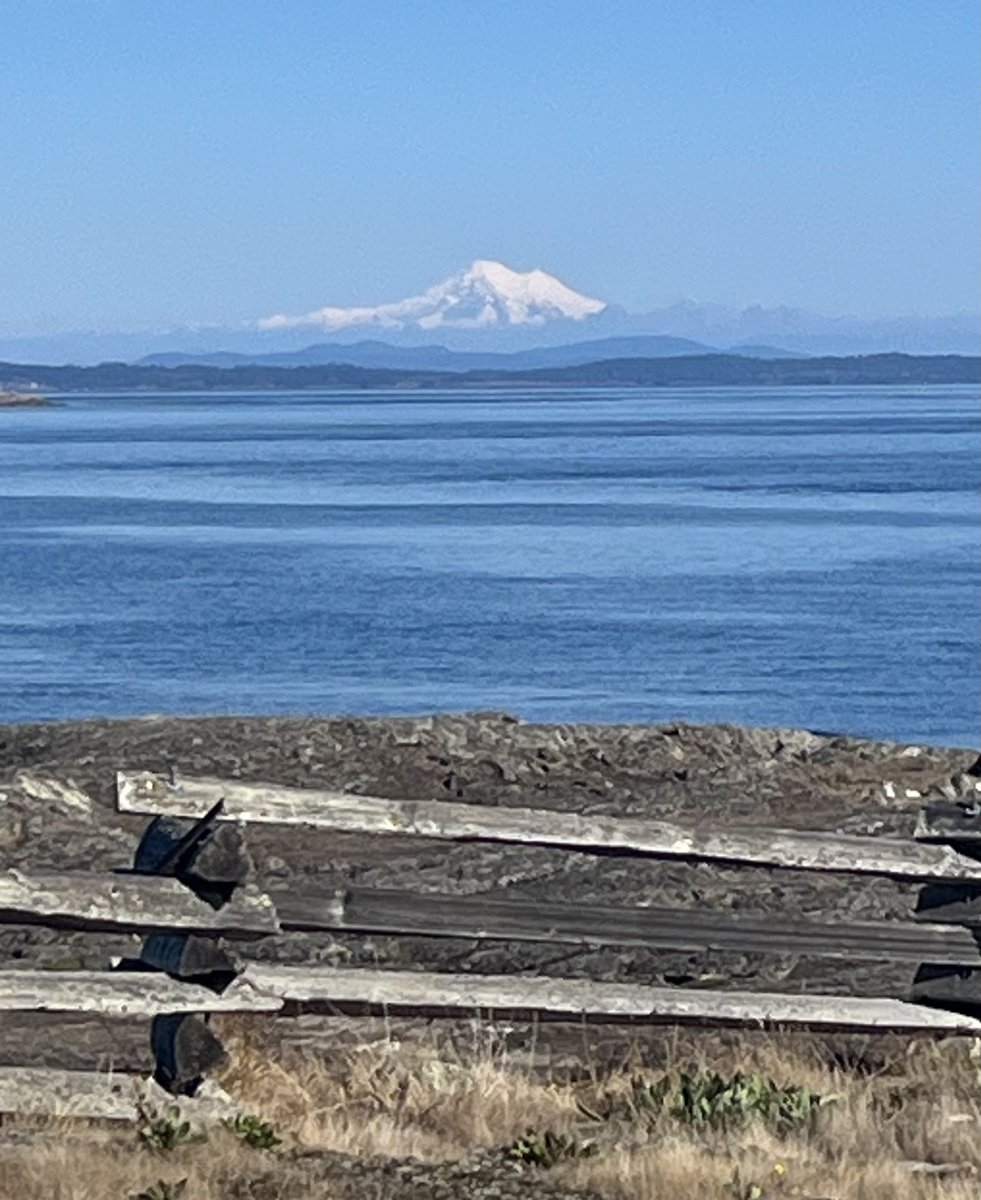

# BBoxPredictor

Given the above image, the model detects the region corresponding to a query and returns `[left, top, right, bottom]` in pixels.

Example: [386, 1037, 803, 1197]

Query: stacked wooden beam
[1, 766, 981, 1121]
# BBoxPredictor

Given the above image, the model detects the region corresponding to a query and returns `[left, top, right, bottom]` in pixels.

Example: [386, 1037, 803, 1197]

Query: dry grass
[0, 1019, 978, 1199]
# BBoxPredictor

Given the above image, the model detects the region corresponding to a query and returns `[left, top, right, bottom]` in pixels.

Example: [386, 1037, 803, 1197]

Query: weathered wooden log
[229, 963, 981, 1034]
[0, 1013, 153, 1072]
[0, 869, 278, 935]
[117, 771, 981, 882]
[151, 1013, 227, 1095]
[0, 970, 280, 1015]
[272, 884, 981, 968]
[0, 962, 975, 1034]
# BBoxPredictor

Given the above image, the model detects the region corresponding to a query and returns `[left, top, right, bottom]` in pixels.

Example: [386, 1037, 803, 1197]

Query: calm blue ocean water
[0, 385, 977, 746]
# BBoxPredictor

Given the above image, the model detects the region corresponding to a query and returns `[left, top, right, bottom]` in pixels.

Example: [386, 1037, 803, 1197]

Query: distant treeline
[1, 352, 978, 393]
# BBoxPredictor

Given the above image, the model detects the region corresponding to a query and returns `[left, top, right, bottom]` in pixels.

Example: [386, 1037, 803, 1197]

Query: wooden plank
[273, 885, 981, 968]
[0, 962, 970, 1036]
[0, 970, 282, 1016]
[232, 963, 981, 1034]
[0, 1012, 154, 1072]
[118, 770, 981, 883]
[0, 868, 279, 936]
[0, 1067, 241, 1122]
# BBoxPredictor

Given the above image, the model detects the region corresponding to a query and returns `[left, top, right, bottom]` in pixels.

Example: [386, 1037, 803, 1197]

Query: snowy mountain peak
[258, 260, 607, 332]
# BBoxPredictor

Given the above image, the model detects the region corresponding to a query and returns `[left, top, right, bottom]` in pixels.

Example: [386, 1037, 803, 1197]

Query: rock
[13, 771, 94, 816]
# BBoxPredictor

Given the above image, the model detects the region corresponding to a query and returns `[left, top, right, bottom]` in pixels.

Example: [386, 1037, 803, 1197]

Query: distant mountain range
[139, 335, 802, 373]
[0, 259, 977, 364]
[3, 353, 977, 395]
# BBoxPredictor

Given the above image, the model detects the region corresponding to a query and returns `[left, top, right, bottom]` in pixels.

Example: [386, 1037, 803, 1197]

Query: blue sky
[1, 0, 977, 333]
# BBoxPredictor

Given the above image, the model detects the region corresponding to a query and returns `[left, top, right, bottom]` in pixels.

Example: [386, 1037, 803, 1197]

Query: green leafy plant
[506, 1129, 595, 1168]
[136, 1105, 200, 1153]
[131, 1180, 187, 1200]
[221, 1113, 282, 1152]
[588, 1072, 821, 1133]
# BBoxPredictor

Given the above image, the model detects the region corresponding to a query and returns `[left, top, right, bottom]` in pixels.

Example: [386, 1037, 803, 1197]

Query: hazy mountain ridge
[3, 352, 976, 394]
[139, 334, 776, 372]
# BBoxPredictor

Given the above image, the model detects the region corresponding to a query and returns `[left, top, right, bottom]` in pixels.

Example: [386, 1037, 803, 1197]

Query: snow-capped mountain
[0, 258, 976, 363]
[258, 259, 608, 332]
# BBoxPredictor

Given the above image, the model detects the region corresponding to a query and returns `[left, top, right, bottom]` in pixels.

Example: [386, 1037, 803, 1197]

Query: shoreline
[0, 389, 50, 408]
[1, 351, 977, 395]
[4, 710, 976, 754]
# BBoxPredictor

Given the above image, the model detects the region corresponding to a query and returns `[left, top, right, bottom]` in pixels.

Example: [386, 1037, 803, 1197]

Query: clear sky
[1, 0, 978, 334]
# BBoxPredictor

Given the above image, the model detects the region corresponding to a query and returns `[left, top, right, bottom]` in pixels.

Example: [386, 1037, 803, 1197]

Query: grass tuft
[0, 1021, 977, 1199]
